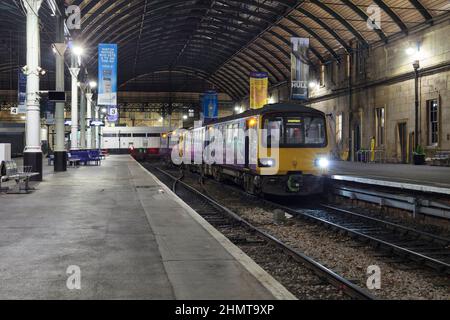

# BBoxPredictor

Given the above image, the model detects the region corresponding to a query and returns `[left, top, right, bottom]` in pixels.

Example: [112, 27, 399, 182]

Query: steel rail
[174, 167, 450, 274]
[267, 201, 450, 274]
[153, 166, 376, 300]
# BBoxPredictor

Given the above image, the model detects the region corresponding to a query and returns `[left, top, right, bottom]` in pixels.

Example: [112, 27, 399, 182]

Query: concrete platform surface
[329, 161, 450, 194]
[0, 155, 292, 300]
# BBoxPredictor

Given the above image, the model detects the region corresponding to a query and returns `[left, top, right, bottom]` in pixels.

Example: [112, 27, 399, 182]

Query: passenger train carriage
[101, 127, 169, 156]
[174, 103, 331, 196]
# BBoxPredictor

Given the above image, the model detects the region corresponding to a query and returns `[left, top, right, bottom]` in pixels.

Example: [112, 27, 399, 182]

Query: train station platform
[329, 161, 450, 195]
[0, 155, 293, 300]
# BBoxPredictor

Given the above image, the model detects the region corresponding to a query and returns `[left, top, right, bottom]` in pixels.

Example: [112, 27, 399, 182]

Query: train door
[397, 122, 407, 164]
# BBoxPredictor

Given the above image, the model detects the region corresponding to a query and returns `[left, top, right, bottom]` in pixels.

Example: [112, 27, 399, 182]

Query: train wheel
[244, 174, 255, 195]
[212, 167, 223, 182]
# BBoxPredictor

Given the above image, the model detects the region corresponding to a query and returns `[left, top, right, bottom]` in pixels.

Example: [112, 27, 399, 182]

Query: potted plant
[413, 145, 426, 165]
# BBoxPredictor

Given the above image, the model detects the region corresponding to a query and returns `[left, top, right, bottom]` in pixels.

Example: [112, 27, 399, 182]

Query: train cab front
[258, 155, 330, 196]
[258, 112, 330, 196]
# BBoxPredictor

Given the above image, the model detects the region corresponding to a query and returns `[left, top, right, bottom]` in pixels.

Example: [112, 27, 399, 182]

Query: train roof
[206, 103, 325, 126]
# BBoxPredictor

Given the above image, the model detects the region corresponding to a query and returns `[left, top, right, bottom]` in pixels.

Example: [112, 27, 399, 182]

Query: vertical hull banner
[18, 71, 27, 114]
[98, 43, 118, 106]
[249, 72, 268, 109]
[201, 90, 219, 120]
[291, 38, 309, 101]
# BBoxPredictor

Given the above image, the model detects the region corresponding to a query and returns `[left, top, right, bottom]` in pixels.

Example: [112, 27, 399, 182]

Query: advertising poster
[98, 43, 118, 106]
[249, 72, 268, 109]
[291, 37, 310, 100]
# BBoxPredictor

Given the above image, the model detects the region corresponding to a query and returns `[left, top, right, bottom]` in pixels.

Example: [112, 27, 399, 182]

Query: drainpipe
[23, 0, 43, 181]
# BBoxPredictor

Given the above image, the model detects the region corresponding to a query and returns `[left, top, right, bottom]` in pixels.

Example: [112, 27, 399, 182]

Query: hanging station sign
[107, 106, 119, 123]
[201, 91, 219, 120]
[98, 43, 118, 106]
[290, 37, 310, 101]
[249, 72, 268, 109]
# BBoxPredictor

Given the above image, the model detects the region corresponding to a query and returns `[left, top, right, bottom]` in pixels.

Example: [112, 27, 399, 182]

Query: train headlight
[316, 157, 330, 169]
[259, 158, 276, 168]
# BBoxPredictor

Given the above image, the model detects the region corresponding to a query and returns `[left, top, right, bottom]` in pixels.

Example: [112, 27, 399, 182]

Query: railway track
[272, 202, 450, 274]
[155, 163, 450, 275]
[147, 165, 375, 300]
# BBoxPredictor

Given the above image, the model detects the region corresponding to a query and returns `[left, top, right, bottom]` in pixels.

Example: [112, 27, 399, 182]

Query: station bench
[47, 150, 103, 167]
[430, 150, 450, 167]
[0, 161, 39, 194]
[69, 150, 102, 166]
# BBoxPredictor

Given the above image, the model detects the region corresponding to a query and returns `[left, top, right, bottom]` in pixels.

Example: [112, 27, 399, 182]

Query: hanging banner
[249, 72, 268, 109]
[291, 38, 310, 101]
[98, 43, 118, 106]
[201, 91, 219, 120]
[18, 71, 27, 114]
[107, 106, 119, 123]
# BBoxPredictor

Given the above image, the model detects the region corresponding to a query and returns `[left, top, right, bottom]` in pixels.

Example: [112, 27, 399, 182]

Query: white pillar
[70, 67, 80, 150]
[80, 88, 86, 149]
[95, 106, 100, 149]
[23, 0, 43, 180]
[86, 93, 93, 149]
[54, 43, 66, 154]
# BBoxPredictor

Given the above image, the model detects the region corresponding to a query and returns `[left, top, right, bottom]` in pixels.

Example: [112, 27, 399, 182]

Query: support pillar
[95, 107, 100, 149]
[54, 43, 67, 171]
[54, 0, 67, 172]
[86, 93, 93, 149]
[23, 0, 43, 181]
[70, 67, 80, 150]
[80, 88, 86, 149]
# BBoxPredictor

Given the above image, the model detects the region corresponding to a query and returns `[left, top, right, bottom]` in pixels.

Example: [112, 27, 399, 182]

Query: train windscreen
[263, 115, 327, 148]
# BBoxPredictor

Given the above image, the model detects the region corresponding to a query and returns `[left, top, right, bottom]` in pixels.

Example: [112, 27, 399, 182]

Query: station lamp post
[406, 44, 421, 151]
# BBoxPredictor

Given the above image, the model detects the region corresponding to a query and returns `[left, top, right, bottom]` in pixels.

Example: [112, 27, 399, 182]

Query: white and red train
[101, 127, 170, 158]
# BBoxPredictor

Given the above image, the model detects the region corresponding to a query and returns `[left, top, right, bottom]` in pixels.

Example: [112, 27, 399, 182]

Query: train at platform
[170, 103, 331, 196]
[101, 127, 170, 160]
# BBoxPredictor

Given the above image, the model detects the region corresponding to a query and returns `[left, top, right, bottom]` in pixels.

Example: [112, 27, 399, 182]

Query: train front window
[264, 115, 327, 148]
[263, 117, 283, 147]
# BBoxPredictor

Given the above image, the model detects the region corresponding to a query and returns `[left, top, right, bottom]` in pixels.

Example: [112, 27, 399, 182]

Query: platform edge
[134, 159, 297, 301]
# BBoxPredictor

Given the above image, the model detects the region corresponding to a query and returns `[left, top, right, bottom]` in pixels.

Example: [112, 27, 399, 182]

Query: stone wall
[239, 17, 450, 163]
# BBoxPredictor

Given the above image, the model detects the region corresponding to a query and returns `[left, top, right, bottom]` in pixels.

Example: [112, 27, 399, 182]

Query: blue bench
[70, 150, 102, 166]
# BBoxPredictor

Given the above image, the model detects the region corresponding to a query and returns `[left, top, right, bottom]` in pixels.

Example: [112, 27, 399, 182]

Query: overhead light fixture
[183, 115, 188, 120]
[89, 81, 97, 89]
[72, 45, 84, 56]
[405, 47, 416, 56]
[309, 81, 318, 89]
